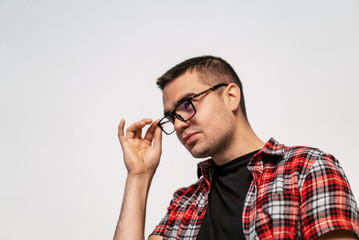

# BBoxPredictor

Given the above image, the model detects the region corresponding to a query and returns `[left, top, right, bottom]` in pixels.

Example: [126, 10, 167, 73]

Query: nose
[174, 118, 190, 133]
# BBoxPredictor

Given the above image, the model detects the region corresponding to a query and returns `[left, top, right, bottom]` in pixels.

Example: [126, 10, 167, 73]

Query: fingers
[120, 118, 154, 141]
[118, 118, 126, 146]
[144, 119, 160, 142]
[130, 118, 153, 139]
[118, 118, 162, 154]
[143, 119, 162, 152]
[153, 123, 162, 153]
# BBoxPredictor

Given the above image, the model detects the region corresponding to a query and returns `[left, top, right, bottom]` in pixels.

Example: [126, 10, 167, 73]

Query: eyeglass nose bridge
[173, 113, 186, 122]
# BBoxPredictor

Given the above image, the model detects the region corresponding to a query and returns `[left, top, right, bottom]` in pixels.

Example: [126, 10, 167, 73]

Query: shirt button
[198, 211, 202, 216]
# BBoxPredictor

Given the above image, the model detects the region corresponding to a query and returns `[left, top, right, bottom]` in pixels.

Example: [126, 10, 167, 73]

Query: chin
[188, 147, 211, 159]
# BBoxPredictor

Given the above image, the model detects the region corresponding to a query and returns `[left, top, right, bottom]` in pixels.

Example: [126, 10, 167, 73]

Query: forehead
[162, 72, 208, 113]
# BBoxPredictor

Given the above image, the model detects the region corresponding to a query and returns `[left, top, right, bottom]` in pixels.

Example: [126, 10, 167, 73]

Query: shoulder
[283, 144, 329, 161]
[280, 144, 340, 172]
[261, 140, 346, 189]
[260, 138, 333, 166]
[171, 177, 207, 203]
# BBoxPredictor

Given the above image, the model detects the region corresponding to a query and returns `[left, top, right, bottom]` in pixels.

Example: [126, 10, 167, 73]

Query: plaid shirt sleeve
[150, 177, 209, 239]
[150, 187, 185, 236]
[300, 152, 359, 239]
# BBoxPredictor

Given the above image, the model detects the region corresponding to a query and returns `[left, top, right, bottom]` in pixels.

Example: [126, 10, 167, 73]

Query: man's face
[162, 72, 234, 159]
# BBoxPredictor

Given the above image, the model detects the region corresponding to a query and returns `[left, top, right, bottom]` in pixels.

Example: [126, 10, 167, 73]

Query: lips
[182, 132, 197, 145]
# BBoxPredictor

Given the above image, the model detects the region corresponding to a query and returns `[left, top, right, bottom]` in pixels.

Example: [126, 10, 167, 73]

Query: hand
[118, 118, 162, 178]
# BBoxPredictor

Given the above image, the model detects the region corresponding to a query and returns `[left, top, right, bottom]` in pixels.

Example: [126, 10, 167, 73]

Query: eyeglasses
[158, 83, 228, 135]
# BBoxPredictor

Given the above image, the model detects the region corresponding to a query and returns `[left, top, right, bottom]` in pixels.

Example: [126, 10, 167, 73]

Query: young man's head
[158, 56, 252, 162]
[157, 55, 247, 120]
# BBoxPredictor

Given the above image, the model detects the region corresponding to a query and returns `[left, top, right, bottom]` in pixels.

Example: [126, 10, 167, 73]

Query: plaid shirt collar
[197, 138, 285, 180]
[258, 137, 285, 156]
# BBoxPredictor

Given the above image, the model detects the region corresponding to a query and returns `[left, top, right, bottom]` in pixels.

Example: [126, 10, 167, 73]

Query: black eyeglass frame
[158, 83, 228, 135]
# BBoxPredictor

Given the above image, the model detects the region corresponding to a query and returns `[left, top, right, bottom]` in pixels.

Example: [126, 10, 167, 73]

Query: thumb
[153, 125, 162, 153]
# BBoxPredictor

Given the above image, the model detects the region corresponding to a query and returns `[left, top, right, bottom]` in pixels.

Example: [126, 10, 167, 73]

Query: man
[114, 56, 359, 239]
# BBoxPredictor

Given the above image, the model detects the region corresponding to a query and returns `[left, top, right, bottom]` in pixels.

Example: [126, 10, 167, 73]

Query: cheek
[195, 102, 228, 132]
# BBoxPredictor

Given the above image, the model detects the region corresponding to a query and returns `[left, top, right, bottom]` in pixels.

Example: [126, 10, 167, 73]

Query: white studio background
[1, 0, 358, 239]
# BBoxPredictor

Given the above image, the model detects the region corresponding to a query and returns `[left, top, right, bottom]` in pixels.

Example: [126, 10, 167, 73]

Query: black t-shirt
[197, 150, 258, 239]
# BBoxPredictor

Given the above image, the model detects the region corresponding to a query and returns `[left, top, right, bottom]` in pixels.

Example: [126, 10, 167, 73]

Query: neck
[211, 120, 265, 166]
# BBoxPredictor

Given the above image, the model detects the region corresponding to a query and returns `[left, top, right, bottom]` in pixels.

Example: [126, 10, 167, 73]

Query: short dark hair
[157, 55, 247, 119]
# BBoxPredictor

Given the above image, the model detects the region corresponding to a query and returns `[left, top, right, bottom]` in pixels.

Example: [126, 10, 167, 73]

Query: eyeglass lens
[161, 100, 195, 134]
[160, 118, 174, 135]
[175, 101, 195, 121]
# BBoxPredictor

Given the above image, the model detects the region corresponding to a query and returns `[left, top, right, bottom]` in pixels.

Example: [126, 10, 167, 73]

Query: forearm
[114, 174, 153, 240]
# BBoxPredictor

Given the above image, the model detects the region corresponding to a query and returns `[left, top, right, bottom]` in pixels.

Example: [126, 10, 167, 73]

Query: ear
[223, 83, 241, 112]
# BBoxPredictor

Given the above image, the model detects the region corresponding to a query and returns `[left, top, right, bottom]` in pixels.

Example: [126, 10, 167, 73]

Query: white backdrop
[1, 1, 358, 239]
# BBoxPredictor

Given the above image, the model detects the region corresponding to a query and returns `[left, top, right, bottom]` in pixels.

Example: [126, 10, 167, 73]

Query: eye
[181, 100, 192, 111]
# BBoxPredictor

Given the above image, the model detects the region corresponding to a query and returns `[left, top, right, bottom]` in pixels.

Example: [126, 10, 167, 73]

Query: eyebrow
[163, 92, 195, 116]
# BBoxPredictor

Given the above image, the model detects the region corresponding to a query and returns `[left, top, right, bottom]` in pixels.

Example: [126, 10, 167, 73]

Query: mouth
[182, 132, 198, 146]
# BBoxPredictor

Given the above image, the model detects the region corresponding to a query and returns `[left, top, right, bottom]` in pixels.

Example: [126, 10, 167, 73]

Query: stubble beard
[188, 125, 234, 159]
[189, 109, 234, 159]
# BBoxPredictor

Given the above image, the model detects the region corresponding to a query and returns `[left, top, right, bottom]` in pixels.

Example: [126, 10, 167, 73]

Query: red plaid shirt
[151, 138, 359, 239]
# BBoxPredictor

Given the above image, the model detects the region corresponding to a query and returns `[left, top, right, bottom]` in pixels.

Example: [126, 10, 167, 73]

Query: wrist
[124, 173, 154, 202]
[126, 172, 154, 184]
